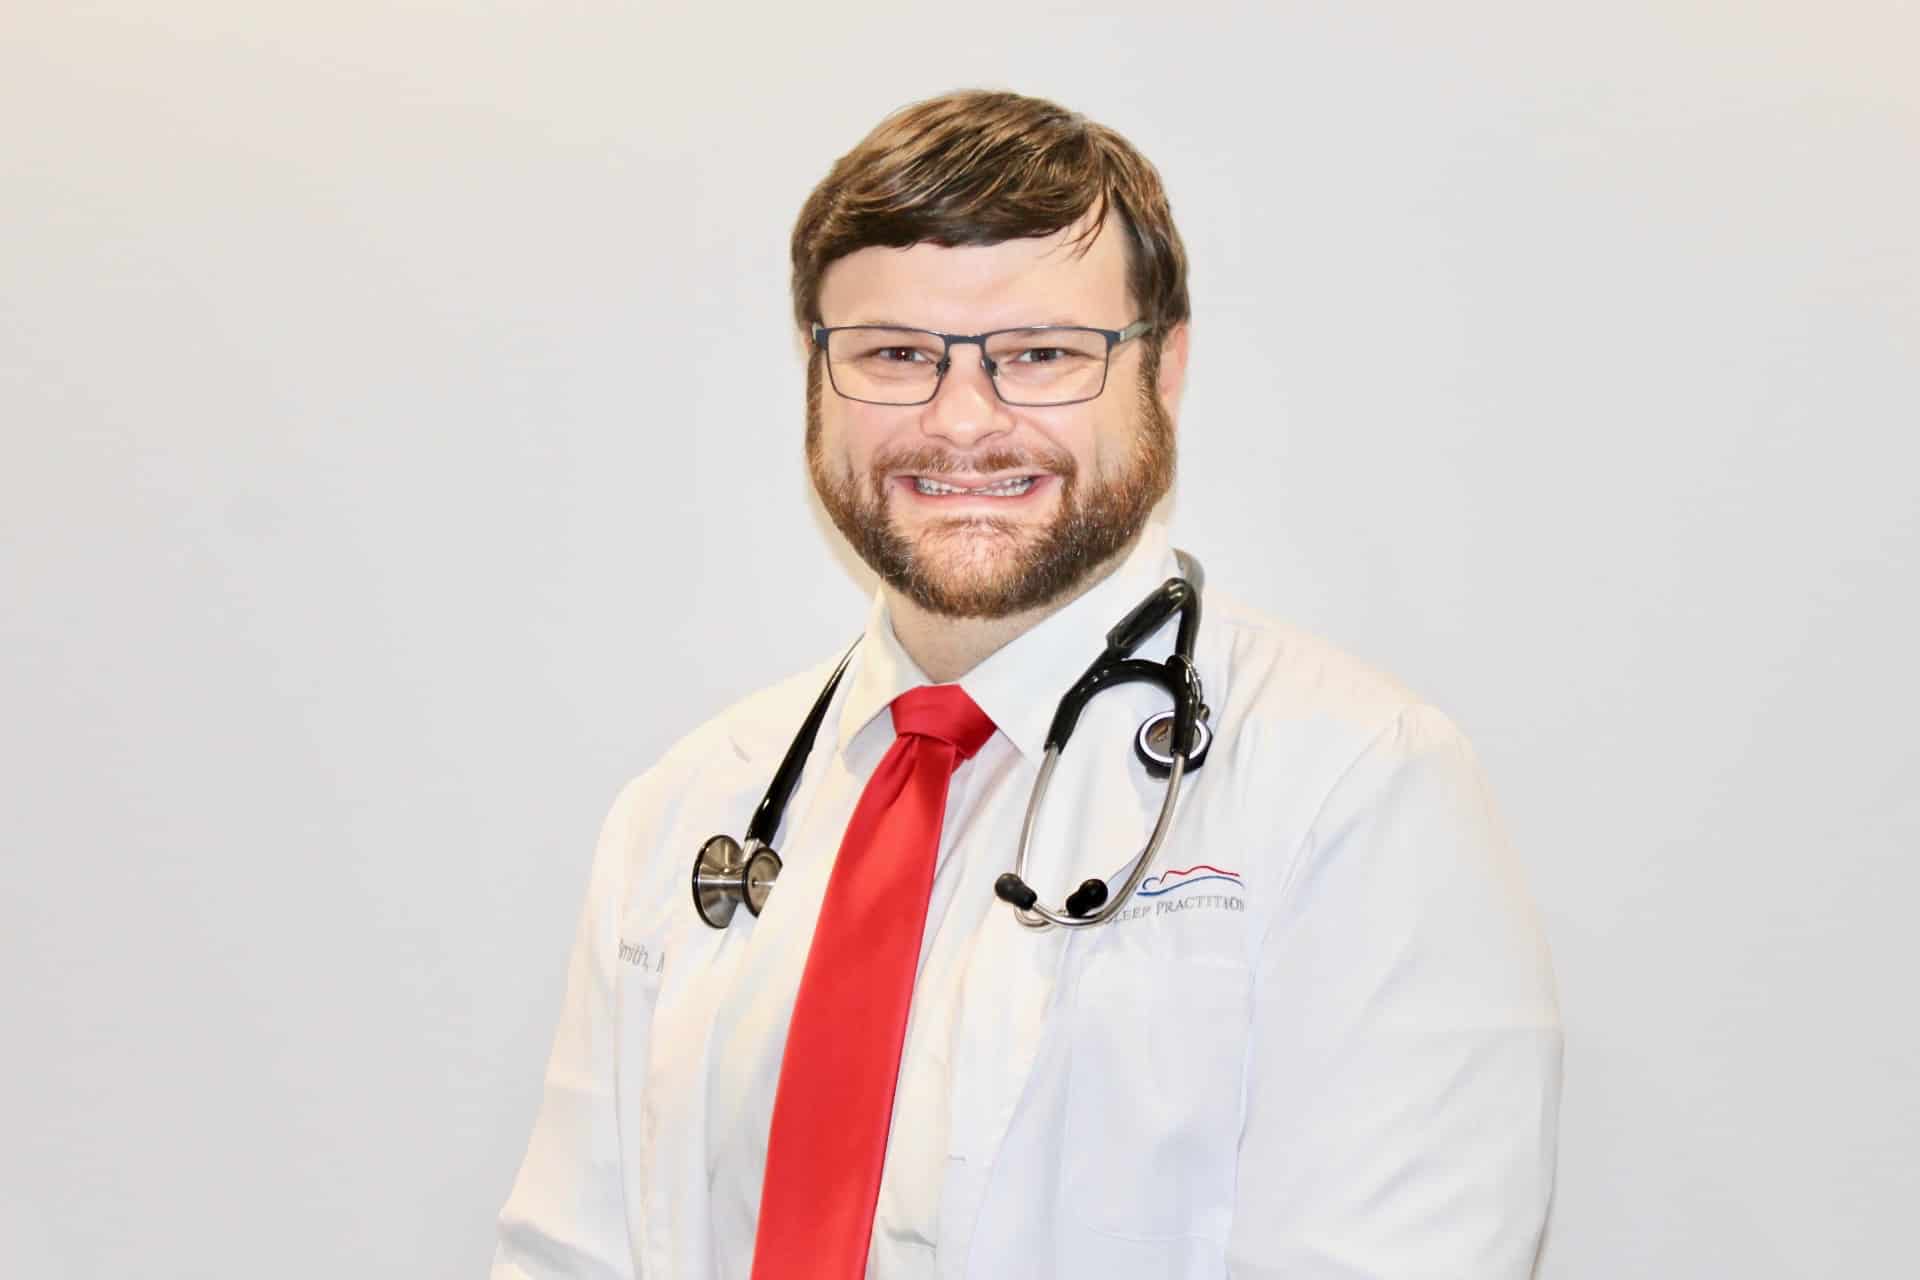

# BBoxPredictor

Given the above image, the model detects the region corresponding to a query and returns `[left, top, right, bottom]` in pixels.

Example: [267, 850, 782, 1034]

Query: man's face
[807, 217, 1187, 620]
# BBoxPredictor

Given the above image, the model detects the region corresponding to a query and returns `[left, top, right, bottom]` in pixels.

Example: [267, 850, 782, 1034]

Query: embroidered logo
[1138, 863, 1244, 897]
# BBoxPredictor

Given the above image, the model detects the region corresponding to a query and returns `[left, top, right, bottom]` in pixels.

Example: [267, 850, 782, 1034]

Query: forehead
[817, 215, 1132, 329]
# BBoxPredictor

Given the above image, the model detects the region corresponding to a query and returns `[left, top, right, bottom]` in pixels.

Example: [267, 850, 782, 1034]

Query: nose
[920, 342, 1014, 448]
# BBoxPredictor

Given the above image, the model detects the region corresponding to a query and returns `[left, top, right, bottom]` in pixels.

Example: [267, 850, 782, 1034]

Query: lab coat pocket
[1062, 950, 1251, 1242]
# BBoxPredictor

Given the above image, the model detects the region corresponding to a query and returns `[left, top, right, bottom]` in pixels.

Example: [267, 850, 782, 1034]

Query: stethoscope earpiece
[994, 873, 1039, 910]
[1064, 877, 1110, 918]
[998, 871, 1108, 918]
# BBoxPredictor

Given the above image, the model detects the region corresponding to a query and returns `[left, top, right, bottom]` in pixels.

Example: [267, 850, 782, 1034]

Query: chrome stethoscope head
[690, 645, 858, 930]
[691, 835, 783, 928]
[992, 550, 1211, 929]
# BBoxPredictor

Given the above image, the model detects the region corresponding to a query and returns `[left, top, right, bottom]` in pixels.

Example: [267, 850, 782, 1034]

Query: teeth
[914, 476, 1036, 497]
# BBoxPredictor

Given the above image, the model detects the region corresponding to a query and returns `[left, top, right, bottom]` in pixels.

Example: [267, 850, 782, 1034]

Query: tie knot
[890, 685, 996, 761]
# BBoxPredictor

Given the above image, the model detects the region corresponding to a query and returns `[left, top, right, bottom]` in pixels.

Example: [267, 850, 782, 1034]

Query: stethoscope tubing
[1009, 744, 1189, 929]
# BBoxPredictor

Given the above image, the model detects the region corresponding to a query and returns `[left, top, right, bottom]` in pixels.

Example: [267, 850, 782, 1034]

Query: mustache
[870, 444, 1077, 479]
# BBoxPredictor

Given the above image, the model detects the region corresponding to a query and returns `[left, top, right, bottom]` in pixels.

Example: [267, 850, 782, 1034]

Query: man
[495, 90, 1561, 1279]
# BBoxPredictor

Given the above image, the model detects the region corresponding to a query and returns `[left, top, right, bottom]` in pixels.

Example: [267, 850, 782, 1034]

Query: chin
[908, 522, 1026, 592]
[891, 520, 1083, 621]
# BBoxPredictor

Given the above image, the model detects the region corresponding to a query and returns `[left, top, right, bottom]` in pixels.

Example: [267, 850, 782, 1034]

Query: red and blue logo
[1138, 863, 1244, 897]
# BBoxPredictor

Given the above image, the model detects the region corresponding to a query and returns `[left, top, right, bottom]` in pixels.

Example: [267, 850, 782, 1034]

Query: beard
[806, 352, 1175, 620]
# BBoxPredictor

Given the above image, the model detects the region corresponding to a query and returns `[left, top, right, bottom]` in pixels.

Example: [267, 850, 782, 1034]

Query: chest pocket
[1061, 947, 1252, 1242]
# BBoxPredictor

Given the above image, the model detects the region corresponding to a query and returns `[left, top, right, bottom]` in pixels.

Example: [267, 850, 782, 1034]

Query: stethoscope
[692, 552, 1213, 932]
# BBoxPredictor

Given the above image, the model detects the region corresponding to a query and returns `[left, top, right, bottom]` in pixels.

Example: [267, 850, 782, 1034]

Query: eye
[847, 341, 939, 366]
[1009, 346, 1074, 365]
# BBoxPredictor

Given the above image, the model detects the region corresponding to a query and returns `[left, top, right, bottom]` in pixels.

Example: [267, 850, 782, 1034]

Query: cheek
[818, 402, 891, 472]
[1077, 406, 1133, 477]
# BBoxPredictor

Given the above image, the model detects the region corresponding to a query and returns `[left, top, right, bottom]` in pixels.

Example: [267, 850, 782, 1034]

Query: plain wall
[3, 2, 1915, 1275]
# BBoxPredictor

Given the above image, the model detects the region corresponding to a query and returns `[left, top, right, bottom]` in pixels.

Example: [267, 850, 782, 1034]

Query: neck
[885, 538, 1141, 684]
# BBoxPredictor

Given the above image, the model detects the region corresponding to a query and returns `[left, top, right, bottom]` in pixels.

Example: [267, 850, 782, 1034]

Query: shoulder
[592, 652, 846, 876]
[1191, 591, 1539, 971]
[1193, 589, 1486, 845]
[1200, 588, 1446, 744]
[653, 654, 844, 782]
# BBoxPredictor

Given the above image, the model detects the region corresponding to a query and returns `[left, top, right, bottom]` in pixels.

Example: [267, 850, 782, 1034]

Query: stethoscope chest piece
[691, 834, 783, 929]
[1134, 709, 1213, 779]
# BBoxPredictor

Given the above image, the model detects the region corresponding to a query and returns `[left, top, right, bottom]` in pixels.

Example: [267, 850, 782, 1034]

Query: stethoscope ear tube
[1008, 747, 1189, 929]
[1009, 552, 1209, 929]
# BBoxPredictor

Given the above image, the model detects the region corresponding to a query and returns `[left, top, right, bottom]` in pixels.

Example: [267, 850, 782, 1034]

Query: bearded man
[495, 89, 1562, 1280]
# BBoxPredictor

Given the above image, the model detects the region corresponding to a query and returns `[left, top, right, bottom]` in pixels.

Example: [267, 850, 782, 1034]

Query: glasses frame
[810, 320, 1154, 408]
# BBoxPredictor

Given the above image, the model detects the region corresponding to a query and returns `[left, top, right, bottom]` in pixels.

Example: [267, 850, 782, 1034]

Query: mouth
[904, 474, 1043, 499]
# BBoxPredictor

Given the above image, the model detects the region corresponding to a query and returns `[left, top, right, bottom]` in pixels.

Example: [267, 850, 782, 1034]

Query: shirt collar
[834, 522, 1182, 763]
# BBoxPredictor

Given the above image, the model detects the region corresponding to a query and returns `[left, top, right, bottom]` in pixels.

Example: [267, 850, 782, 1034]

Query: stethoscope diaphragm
[692, 835, 783, 929]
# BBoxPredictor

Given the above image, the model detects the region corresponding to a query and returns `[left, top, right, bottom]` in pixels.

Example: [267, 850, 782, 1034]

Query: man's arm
[1229, 704, 1563, 1277]
[492, 783, 642, 1280]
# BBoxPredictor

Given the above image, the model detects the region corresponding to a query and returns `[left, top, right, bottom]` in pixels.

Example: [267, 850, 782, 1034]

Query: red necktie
[750, 685, 997, 1280]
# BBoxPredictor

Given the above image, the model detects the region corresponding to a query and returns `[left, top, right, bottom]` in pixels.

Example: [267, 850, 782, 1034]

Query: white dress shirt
[493, 522, 1562, 1279]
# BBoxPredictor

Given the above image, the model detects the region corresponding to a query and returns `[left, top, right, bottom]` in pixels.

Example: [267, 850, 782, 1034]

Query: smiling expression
[806, 216, 1184, 619]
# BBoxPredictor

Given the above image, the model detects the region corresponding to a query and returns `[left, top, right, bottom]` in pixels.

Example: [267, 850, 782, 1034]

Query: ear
[1154, 321, 1192, 421]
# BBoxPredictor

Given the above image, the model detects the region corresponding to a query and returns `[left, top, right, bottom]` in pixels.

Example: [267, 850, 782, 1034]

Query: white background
[4, 2, 1915, 1276]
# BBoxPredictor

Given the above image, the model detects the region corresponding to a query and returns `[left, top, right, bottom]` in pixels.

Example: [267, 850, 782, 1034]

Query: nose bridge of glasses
[922, 334, 1011, 426]
[940, 332, 1000, 381]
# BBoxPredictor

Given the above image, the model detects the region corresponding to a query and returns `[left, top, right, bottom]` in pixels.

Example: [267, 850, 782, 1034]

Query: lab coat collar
[835, 522, 1182, 763]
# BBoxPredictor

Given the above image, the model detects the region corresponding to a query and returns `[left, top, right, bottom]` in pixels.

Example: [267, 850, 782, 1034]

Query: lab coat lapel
[637, 660, 852, 1279]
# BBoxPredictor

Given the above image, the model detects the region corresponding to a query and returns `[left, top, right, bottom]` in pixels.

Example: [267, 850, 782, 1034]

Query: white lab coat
[495, 524, 1562, 1278]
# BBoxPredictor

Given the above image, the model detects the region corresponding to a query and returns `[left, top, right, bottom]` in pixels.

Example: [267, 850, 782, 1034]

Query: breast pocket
[1062, 948, 1252, 1242]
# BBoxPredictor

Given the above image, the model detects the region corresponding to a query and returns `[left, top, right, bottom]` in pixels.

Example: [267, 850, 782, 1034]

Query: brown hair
[790, 90, 1190, 342]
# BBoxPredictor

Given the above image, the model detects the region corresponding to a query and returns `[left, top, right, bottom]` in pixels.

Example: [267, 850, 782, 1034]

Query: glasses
[811, 321, 1153, 407]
